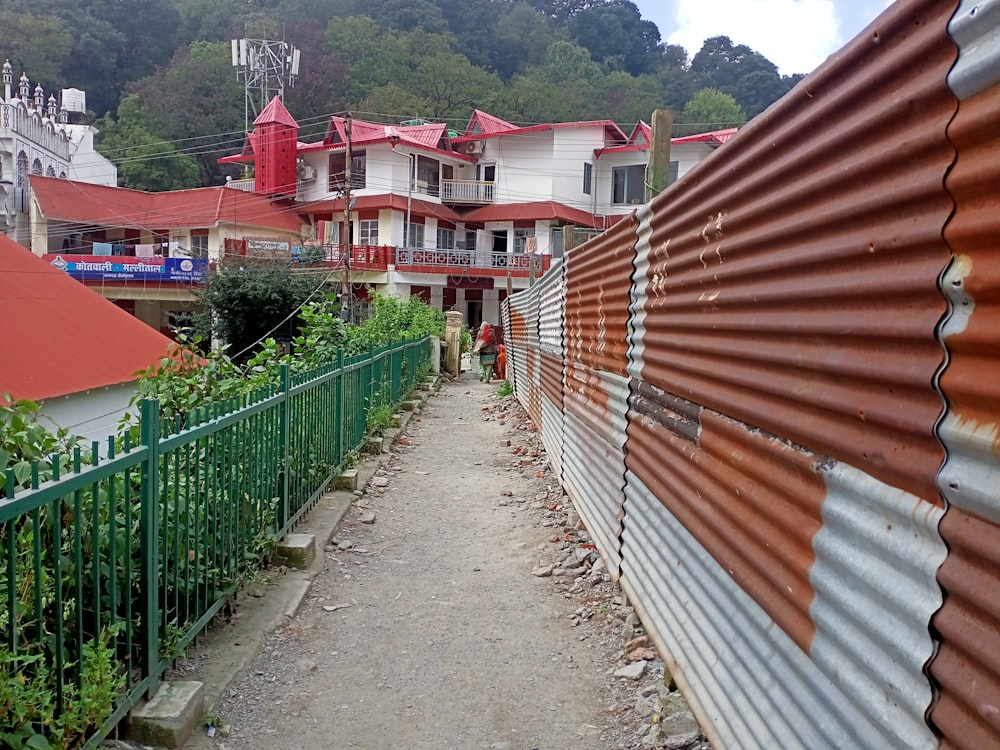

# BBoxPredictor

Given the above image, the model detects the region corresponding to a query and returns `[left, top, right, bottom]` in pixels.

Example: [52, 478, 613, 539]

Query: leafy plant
[496, 380, 513, 398]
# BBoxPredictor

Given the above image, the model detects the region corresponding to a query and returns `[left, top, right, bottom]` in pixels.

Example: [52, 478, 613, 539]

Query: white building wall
[492, 132, 555, 204]
[65, 125, 118, 186]
[550, 125, 608, 212]
[39, 383, 136, 448]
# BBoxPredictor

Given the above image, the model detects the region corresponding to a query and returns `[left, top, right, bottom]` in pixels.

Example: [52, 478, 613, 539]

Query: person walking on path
[472, 321, 497, 382]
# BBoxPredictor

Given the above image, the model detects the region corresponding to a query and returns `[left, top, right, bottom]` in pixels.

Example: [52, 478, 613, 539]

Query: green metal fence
[0, 337, 430, 747]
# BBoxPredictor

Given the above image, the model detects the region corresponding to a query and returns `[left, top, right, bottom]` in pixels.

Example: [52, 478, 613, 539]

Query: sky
[633, 0, 895, 76]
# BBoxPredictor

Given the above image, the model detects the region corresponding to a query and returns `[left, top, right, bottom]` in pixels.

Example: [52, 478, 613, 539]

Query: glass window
[669, 160, 679, 185]
[437, 227, 455, 249]
[583, 163, 592, 195]
[359, 219, 378, 245]
[329, 151, 366, 192]
[513, 228, 535, 254]
[406, 222, 424, 248]
[612, 164, 646, 205]
[191, 232, 209, 259]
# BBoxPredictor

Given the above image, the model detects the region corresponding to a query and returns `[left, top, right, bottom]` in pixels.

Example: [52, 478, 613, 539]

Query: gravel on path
[178, 375, 709, 750]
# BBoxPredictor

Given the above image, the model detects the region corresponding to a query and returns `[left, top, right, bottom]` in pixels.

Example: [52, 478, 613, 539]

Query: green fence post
[335, 350, 344, 465]
[279, 363, 291, 531]
[139, 398, 161, 698]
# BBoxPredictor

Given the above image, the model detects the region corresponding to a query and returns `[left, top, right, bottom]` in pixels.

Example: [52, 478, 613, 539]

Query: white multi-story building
[0, 60, 116, 244]
[224, 99, 734, 327]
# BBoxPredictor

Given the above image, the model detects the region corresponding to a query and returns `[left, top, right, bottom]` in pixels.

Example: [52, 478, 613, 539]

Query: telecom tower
[231, 29, 301, 134]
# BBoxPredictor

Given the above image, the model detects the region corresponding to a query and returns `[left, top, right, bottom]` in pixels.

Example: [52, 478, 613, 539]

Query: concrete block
[274, 533, 316, 569]
[391, 412, 404, 427]
[335, 469, 358, 490]
[129, 681, 204, 748]
[400, 399, 423, 412]
[365, 436, 384, 454]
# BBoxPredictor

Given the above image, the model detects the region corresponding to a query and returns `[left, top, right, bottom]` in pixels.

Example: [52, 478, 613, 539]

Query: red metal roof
[254, 96, 298, 128]
[465, 109, 517, 136]
[29, 175, 302, 232]
[670, 127, 739, 145]
[298, 193, 462, 223]
[0, 236, 172, 402]
[461, 201, 599, 227]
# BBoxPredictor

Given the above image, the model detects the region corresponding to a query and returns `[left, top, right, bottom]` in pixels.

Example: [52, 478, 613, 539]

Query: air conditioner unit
[298, 164, 317, 181]
[463, 140, 485, 155]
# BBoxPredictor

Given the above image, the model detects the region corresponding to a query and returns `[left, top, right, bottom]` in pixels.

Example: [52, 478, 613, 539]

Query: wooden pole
[645, 109, 673, 202]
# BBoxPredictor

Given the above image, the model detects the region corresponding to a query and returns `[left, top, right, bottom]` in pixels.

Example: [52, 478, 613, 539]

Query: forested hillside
[2, 0, 803, 189]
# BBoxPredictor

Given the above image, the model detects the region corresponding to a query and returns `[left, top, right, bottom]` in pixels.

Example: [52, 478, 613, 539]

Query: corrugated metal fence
[501, 0, 1000, 746]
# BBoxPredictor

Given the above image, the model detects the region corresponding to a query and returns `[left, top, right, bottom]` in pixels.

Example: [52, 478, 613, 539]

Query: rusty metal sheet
[564, 215, 637, 379]
[622, 399, 945, 749]
[930, 18, 1000, 744]
[633, 0, 956, 504]
[621, 468, 941, 750]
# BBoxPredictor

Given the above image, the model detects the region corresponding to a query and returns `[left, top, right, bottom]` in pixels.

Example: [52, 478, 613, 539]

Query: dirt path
[183, 375, 706, 750]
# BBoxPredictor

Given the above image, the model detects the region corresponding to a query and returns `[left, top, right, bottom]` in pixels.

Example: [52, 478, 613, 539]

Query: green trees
[679, 88, 746, 135]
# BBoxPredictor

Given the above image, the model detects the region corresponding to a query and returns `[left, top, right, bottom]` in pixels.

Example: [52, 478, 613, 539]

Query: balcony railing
[440, 180, 494, 204]
[394, 247, 550, 277]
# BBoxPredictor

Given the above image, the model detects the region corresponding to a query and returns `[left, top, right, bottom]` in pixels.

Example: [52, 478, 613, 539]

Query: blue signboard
[44, 254, 209, 282]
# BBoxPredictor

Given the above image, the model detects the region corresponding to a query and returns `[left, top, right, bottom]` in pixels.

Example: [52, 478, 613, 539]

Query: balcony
[440, 180, 494, 204]
[394, 247, 549, 278]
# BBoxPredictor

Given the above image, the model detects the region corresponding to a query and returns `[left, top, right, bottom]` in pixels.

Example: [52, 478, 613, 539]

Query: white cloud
[668, 0, 842, 75]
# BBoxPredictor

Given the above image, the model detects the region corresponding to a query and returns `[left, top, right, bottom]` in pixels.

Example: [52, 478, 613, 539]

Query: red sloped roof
[465, 109, 517, 136]
[461, 201, 599, 228]
[670, 127, 739, 145]
[0, 236, 173, 402]
[254, 96, 298, 128]
[299, 194, 462, 224]
[30, 176, 302, 232]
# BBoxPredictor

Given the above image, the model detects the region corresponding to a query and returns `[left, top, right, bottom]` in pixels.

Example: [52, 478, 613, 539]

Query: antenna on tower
[231, 24, 301, 133]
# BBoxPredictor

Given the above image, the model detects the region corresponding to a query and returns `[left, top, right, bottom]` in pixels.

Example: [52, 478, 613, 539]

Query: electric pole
[343, 113, 353, 321]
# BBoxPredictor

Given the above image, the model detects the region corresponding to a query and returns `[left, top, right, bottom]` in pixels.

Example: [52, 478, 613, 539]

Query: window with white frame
[406, 222, 424, 248]
[358, 219, 378, 245]
[191, 231, 209, 258]
[437, 227, 455, 249]
[612, 164, 645, 205]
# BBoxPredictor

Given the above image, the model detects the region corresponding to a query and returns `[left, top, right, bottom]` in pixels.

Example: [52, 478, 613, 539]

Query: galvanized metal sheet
[632, 0, 956, 504]
[505, 294, 532, 414]
[621, 472, 892, 750]
[930, 32, 1000, 745]
[948, 0, 1000, 98]
[536, 259, 567, 479]
[562, 369, 630, 578]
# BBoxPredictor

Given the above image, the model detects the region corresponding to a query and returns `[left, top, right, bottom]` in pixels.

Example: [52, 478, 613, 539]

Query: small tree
[196, 262, 332, 362]
[678, 88, 745, 136]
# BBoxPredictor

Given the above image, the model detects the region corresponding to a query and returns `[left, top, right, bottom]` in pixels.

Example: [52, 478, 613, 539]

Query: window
[191, 231, 209, 259]
[406, 222, 424, 248]
[437, 227, 455, 249]
[612, 164, 646, 205]
[669, 160, 679, 185]
[416, 156, 439, 196]
[328, 151, 366, 192]
[513, 229, 535, 254]
[358, 219, 378, 245]
[583, 163, 592, 195]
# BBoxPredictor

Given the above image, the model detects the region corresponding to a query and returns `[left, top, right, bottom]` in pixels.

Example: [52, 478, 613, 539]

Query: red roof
[461, 201, 599, 228]
[29, 176, 302, 233]
[298, 117, 475, 163]
[0, 236, 172, 402]
[254, 96, 298, 128]
[299, 194, 462, 224]
[670, 127, 739, 145]
[464, 109, 517, 136]
[456, 110, 628, 146]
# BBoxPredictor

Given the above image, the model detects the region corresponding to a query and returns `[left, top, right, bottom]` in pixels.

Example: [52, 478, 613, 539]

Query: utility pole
[343, 113, 353, 321]
[645, 109, 673, 202]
